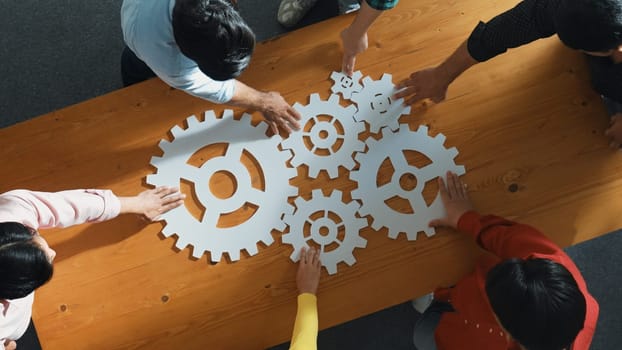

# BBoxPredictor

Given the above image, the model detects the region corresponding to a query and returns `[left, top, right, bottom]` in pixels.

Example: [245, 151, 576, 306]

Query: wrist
[119, 196, 143, 216]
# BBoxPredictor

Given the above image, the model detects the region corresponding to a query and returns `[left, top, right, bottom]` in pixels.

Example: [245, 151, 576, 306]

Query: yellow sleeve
[288, 293, 318, 350]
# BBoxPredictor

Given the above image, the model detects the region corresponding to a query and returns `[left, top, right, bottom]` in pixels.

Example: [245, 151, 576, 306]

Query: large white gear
[350, 124, 466, 240]
[282, 189, 367, 275]
[350, 73, 411, 133]
[146, 110, 298, 262]
[330, 70, 363, 99]
[281, 93, 365, 178]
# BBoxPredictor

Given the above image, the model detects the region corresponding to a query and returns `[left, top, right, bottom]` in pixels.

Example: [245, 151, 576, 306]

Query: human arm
[0, 187, 184, 230]
[227, 80, 301, 135]
[340, 1, 398, 76]
[396, 0, 558, 106]
[289, 247, 321, 350]
[429, 172, 561, 259]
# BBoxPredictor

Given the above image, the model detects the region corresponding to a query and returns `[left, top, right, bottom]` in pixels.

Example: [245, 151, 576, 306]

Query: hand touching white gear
[351, 124, 466, 240]
[282, 190, 367, 275]
[330, 70, 364, 99]
[351, 73, 411, 133]
[147, 110, 298, 262]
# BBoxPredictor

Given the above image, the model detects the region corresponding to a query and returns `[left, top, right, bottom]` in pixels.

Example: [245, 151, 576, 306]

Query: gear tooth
[344, 104, 357, 116]
[352, 71, 362, 81]
[381, 73, 393, 82]
[239, 113, 253, 124]
[294, 196, 307, 208]
[325, 263, 338, 275]
[293, 102, 304, 111]
[350, 188, 363, 201]
[387, 229, 399, 239]
[310, 93, 321, 104]
[330, 189, 343, 201]
[447, 146, 458, 158]
[186, 115, 199, 127]
[455, 165, 466, 175]
[330, 71, 340, 80]
[157, 139, 170, 151]
[416, 124, 429, 135]
[289, 250, 299, 262]
[281, 232, 293, 244]
[210, 250, 222, 263]
[170, 125, 184, 138]
[245, 245, 258, 256]
[311, 189, 323, 199]
[434, 132, 447, 145]
[423, 226, 436, 237]
[356, 237, 368, 248]
[145, 173, 159, 186]
[406, 231, 419, 241]
[362, 76, 373, 85]
[342, 157, 356, 170]
[204, 110, 218, 121]
[228, 250, 241, 261]
[261, 235, 275, 246]
[327, 166, 339, 179]
[328, 94, 340, 104]
[221, 109, 234, 120]
[308, 166, 320, 178]
[272, 220, 287, 232]
[344, 254, 356, 266]
[402, 105, 412, 114]
[371, 219, 384, 231]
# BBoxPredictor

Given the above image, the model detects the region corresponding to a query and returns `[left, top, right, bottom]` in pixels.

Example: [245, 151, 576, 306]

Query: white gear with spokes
[330, 70, 364, 99]
[147, 110, 298, 262]
[282, 189, 367, 275]
[350, 73, 411, 133]
[350, 124, 465, 240]
[281, 93, 365, 178]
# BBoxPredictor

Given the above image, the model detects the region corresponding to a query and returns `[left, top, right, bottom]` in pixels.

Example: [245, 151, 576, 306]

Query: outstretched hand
[296, 247, 322, 295]
[340, 26, 368, 76]
[429, 172, 474, 229]
[134, 186, 185, 222]
[260, 91, 301, 135]
[395, 67, 451, 106]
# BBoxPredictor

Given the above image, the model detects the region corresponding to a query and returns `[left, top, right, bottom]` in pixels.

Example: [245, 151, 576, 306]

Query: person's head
[486, 258, 586, 350]
[172, 0, 255, 81]
[0, 222, 54, 300]
[556, 0, 622, 55]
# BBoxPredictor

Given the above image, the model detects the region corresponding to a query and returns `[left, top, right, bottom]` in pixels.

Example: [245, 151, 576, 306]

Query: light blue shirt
[121, 0, 236, 103]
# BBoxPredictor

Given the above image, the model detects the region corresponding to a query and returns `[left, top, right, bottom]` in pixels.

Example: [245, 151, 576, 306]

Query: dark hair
[172, 0, 255, 81]
[556, 0, 622, 52]
[0, 222, 53, 300]
[486, 258, 586, 350]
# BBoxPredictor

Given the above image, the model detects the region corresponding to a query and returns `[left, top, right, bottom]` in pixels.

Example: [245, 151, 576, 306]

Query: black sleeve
[467, 0, 559, 62]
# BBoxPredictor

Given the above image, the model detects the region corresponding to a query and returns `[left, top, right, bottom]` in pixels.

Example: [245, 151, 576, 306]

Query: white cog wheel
[281, 93, 365, 178]
[330, 70, 363, 99]
[282, 189, 367, 275]
[146, 110, 298, 262]
[350, 124, 466, 240]
[350, 73, 411, 133]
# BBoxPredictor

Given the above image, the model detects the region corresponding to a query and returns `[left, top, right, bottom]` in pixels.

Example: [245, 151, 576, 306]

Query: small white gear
[281, 93, 365, 178]
[146, 110, 298, 262]
[282, 189, 367, 275]
[330, 70, 363, 99]
[350, 73, 411, 133]
[350, 124, 466, 240]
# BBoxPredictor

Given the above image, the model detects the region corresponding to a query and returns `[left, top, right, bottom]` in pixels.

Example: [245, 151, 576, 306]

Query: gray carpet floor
[1, 1, 620, 349]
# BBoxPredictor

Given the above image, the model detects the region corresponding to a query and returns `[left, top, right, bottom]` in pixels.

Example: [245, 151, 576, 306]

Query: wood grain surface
[1, 0, 621, 349]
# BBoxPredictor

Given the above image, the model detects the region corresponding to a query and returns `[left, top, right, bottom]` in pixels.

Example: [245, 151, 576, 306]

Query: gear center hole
[399, 172, 417, 191]
[319, 130, 329, 139]
[319, 226, 330, 236]
[209, 170, 237, 199]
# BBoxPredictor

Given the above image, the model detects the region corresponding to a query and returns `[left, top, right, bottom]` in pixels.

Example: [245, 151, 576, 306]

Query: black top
[466, 0, 622, 104]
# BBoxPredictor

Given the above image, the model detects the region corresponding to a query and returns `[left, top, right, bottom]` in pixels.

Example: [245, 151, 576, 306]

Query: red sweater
[434, 212, 599, 350]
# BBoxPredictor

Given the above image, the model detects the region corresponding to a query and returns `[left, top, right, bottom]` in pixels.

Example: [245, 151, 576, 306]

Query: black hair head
[486, 258, 586, 350]
[556, 0, 622, 52]
[172, 0, 255, 81]
[0, 222, 53, 300]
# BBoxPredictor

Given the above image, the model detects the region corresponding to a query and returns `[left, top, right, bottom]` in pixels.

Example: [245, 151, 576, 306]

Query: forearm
[346, 1, 383, 38]
[228, 80, 267, 112]
[437, 40, 478, 85]
[289, 293, 318, 350]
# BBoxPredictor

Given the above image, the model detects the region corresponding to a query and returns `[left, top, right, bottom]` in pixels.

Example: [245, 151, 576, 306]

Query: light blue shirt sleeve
[121, 0, 236, 104]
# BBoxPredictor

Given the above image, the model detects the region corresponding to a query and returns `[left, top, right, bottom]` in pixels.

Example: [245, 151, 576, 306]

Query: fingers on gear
[281, 93, 365, 178]
[350, 73, 412, 133]
[350, 124, 466, 241]
[147, 110, 298, 263]
[330, 70, 364, 99]
[282, 189, 367, 275]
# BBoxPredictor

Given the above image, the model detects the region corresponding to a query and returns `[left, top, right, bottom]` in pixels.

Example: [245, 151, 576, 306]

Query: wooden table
[2, 0, 621, 349]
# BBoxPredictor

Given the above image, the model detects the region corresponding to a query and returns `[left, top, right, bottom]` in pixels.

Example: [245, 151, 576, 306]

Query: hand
[340, 26, 368, 76]
[135, 186, 185, 221]
[395, 67, 451, 106]
[429, 171, 474, 229]
[4, 340, 16, 350]
[259, 91, 301, 134]
[296, 247, 321, 295]
[605, 113, 622, 149]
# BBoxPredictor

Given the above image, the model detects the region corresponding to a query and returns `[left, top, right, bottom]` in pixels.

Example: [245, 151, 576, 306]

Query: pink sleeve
[0, 189, 121, 230]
